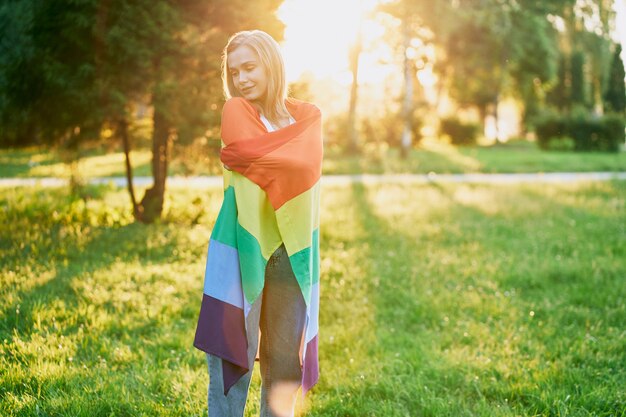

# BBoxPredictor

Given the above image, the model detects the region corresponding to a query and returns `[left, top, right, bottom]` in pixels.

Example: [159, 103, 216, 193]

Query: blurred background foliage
[1, 0, 624, 151]
[0, 0, 624, 220]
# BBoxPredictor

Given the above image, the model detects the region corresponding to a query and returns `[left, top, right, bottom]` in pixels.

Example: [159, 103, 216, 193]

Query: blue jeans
[207, 244, 307, 417]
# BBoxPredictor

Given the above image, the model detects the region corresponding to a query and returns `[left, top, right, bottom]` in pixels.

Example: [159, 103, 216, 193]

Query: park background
[1, 0, 625, 416]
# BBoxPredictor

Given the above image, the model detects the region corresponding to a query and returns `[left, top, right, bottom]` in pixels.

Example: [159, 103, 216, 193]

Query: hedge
[440, 117, 480, 145]
[535, 112, 625, 152]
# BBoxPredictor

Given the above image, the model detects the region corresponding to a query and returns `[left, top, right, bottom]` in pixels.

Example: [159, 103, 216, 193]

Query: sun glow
[276, 0, 624, 139]
[278, 0, 388, 83]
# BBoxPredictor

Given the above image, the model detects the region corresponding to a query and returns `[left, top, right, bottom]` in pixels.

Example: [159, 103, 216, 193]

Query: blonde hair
[222, 30, 290, 126]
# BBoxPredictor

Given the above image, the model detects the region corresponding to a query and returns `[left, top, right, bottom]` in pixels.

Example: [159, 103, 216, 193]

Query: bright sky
[277, 0, 388, 84]
[278, 0, 626, 83]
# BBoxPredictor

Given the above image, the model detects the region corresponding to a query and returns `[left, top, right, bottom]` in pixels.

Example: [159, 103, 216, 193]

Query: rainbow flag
[193, 97, 323, 398]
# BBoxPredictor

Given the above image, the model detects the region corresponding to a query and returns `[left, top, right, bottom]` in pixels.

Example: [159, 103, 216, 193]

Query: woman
[193, 30, 323, 417]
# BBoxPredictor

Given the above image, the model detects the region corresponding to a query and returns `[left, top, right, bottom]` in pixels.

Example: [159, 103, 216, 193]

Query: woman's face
[227, 45, 268, 105]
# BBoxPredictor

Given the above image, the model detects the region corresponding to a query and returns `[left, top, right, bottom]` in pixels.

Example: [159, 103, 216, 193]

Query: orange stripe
[220, 97, 323, 209]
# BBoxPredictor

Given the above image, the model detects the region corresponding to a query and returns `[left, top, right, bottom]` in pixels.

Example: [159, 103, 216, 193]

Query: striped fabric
[193, 97, 323, 398]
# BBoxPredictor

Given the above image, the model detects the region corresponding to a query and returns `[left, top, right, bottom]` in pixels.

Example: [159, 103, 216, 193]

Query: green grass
[322, 140, 626, 174]
[1, 180, 625, 416]
[1, 138, 625, 179]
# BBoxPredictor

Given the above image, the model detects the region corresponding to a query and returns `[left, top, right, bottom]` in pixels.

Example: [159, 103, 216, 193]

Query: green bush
[597, 114, 625, 152]
[545, 136, 576, 151]
[439, 117, 480, 145]
[535, 112, 625, 152]
[535, 112, 568, 150]
[359, 111, 423, 149]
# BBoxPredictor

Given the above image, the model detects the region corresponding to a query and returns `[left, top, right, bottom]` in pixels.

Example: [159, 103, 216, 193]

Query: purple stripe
[193, 294, 249, 394]
[301, 334, 319, 396]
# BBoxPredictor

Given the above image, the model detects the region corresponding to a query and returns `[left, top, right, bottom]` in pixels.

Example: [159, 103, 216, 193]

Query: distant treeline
[356, 0, 625, 151]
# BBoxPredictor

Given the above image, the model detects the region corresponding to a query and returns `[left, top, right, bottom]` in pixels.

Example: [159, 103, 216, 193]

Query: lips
[241, 86, 254, 94]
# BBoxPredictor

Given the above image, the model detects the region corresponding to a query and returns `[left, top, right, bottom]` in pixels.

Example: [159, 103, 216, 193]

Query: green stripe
[212, 186, 319, 307]
[236, 222, 267, 304]
[288, 228, 320, 307]
[211, 186, 238, 248]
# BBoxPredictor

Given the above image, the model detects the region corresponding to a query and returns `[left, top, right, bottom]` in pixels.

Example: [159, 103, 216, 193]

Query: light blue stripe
[312, 228, 320, 285]
[305, 282, 320, 343]
[203, 239, 244, 309]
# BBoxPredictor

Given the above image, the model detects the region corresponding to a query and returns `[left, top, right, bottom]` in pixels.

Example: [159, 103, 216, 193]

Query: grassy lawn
[1, 180, 625, 416]
[1, 139, 625, 179]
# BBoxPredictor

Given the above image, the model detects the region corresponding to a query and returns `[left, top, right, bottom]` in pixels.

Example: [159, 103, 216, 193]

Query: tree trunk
[138, 105, 170, 223]
[346, 23, 362, 154]
[118, 118, 142, 220]
[400, 18, 413, 159]
[478, 104, 488, 140]
[493, 94, 500, 143]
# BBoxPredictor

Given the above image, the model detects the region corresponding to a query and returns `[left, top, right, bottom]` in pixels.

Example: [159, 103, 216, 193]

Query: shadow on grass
[0, 148, 59, 177]
[311, 182, 516, 416]
[0, 219, 183, 337]
[0, 185, 207, 361]
[0, 198, 210, 415]
[313, 180, 624, 416]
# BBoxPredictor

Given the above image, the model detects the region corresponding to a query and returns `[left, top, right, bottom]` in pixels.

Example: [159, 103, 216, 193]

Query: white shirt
[260, 113, 295, 132]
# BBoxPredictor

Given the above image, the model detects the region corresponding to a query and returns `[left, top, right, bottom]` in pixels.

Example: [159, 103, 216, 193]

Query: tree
[547, 52, 570, 113]
[0, 1, 41, 147]
[604, 43, 625, 114]
[442, 1, 564, 139]
[130, 0, 284, 222]
[546, 0, 615, 114]
[376, 0, 440, 157]
[506, 9, 559, 127]
[0, 0, 103, 151]
[0, 0, 285, 223]
[346, 17, 363, 154]
[371, 0, 575, 143]
[100, 0, 285, 223]
[445, 19, 505, 136]
[570, 49, 588, 108]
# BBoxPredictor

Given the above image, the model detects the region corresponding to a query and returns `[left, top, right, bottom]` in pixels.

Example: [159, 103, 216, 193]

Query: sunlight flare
[278, 0, 387, 82]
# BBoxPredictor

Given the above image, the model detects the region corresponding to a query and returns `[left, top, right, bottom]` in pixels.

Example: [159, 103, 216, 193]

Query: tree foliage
[604, 43, 626, 114]
[0, 0, 284, 222]
[376, 0, 620, 138]
[0, 0, 102, 148]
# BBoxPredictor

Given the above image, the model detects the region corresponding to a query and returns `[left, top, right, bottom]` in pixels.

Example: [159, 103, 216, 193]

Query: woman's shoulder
[221, 97, 262, 129]
[222, 97, 258, 117]
[220, 98, 265, 144]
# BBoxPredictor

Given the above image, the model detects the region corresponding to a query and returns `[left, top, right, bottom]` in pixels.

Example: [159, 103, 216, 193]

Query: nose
[238, 71, 249, 85]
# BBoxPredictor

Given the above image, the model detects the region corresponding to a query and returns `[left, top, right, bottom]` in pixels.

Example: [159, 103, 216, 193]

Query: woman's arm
[220, 98, 250, 170]
[220, 97, 264, 146]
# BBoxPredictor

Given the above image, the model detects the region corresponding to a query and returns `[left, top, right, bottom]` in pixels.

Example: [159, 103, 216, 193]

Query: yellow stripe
[223, 168, 232, 190]
[276, 180, 320, 255]
[230, 172, 282, 260]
